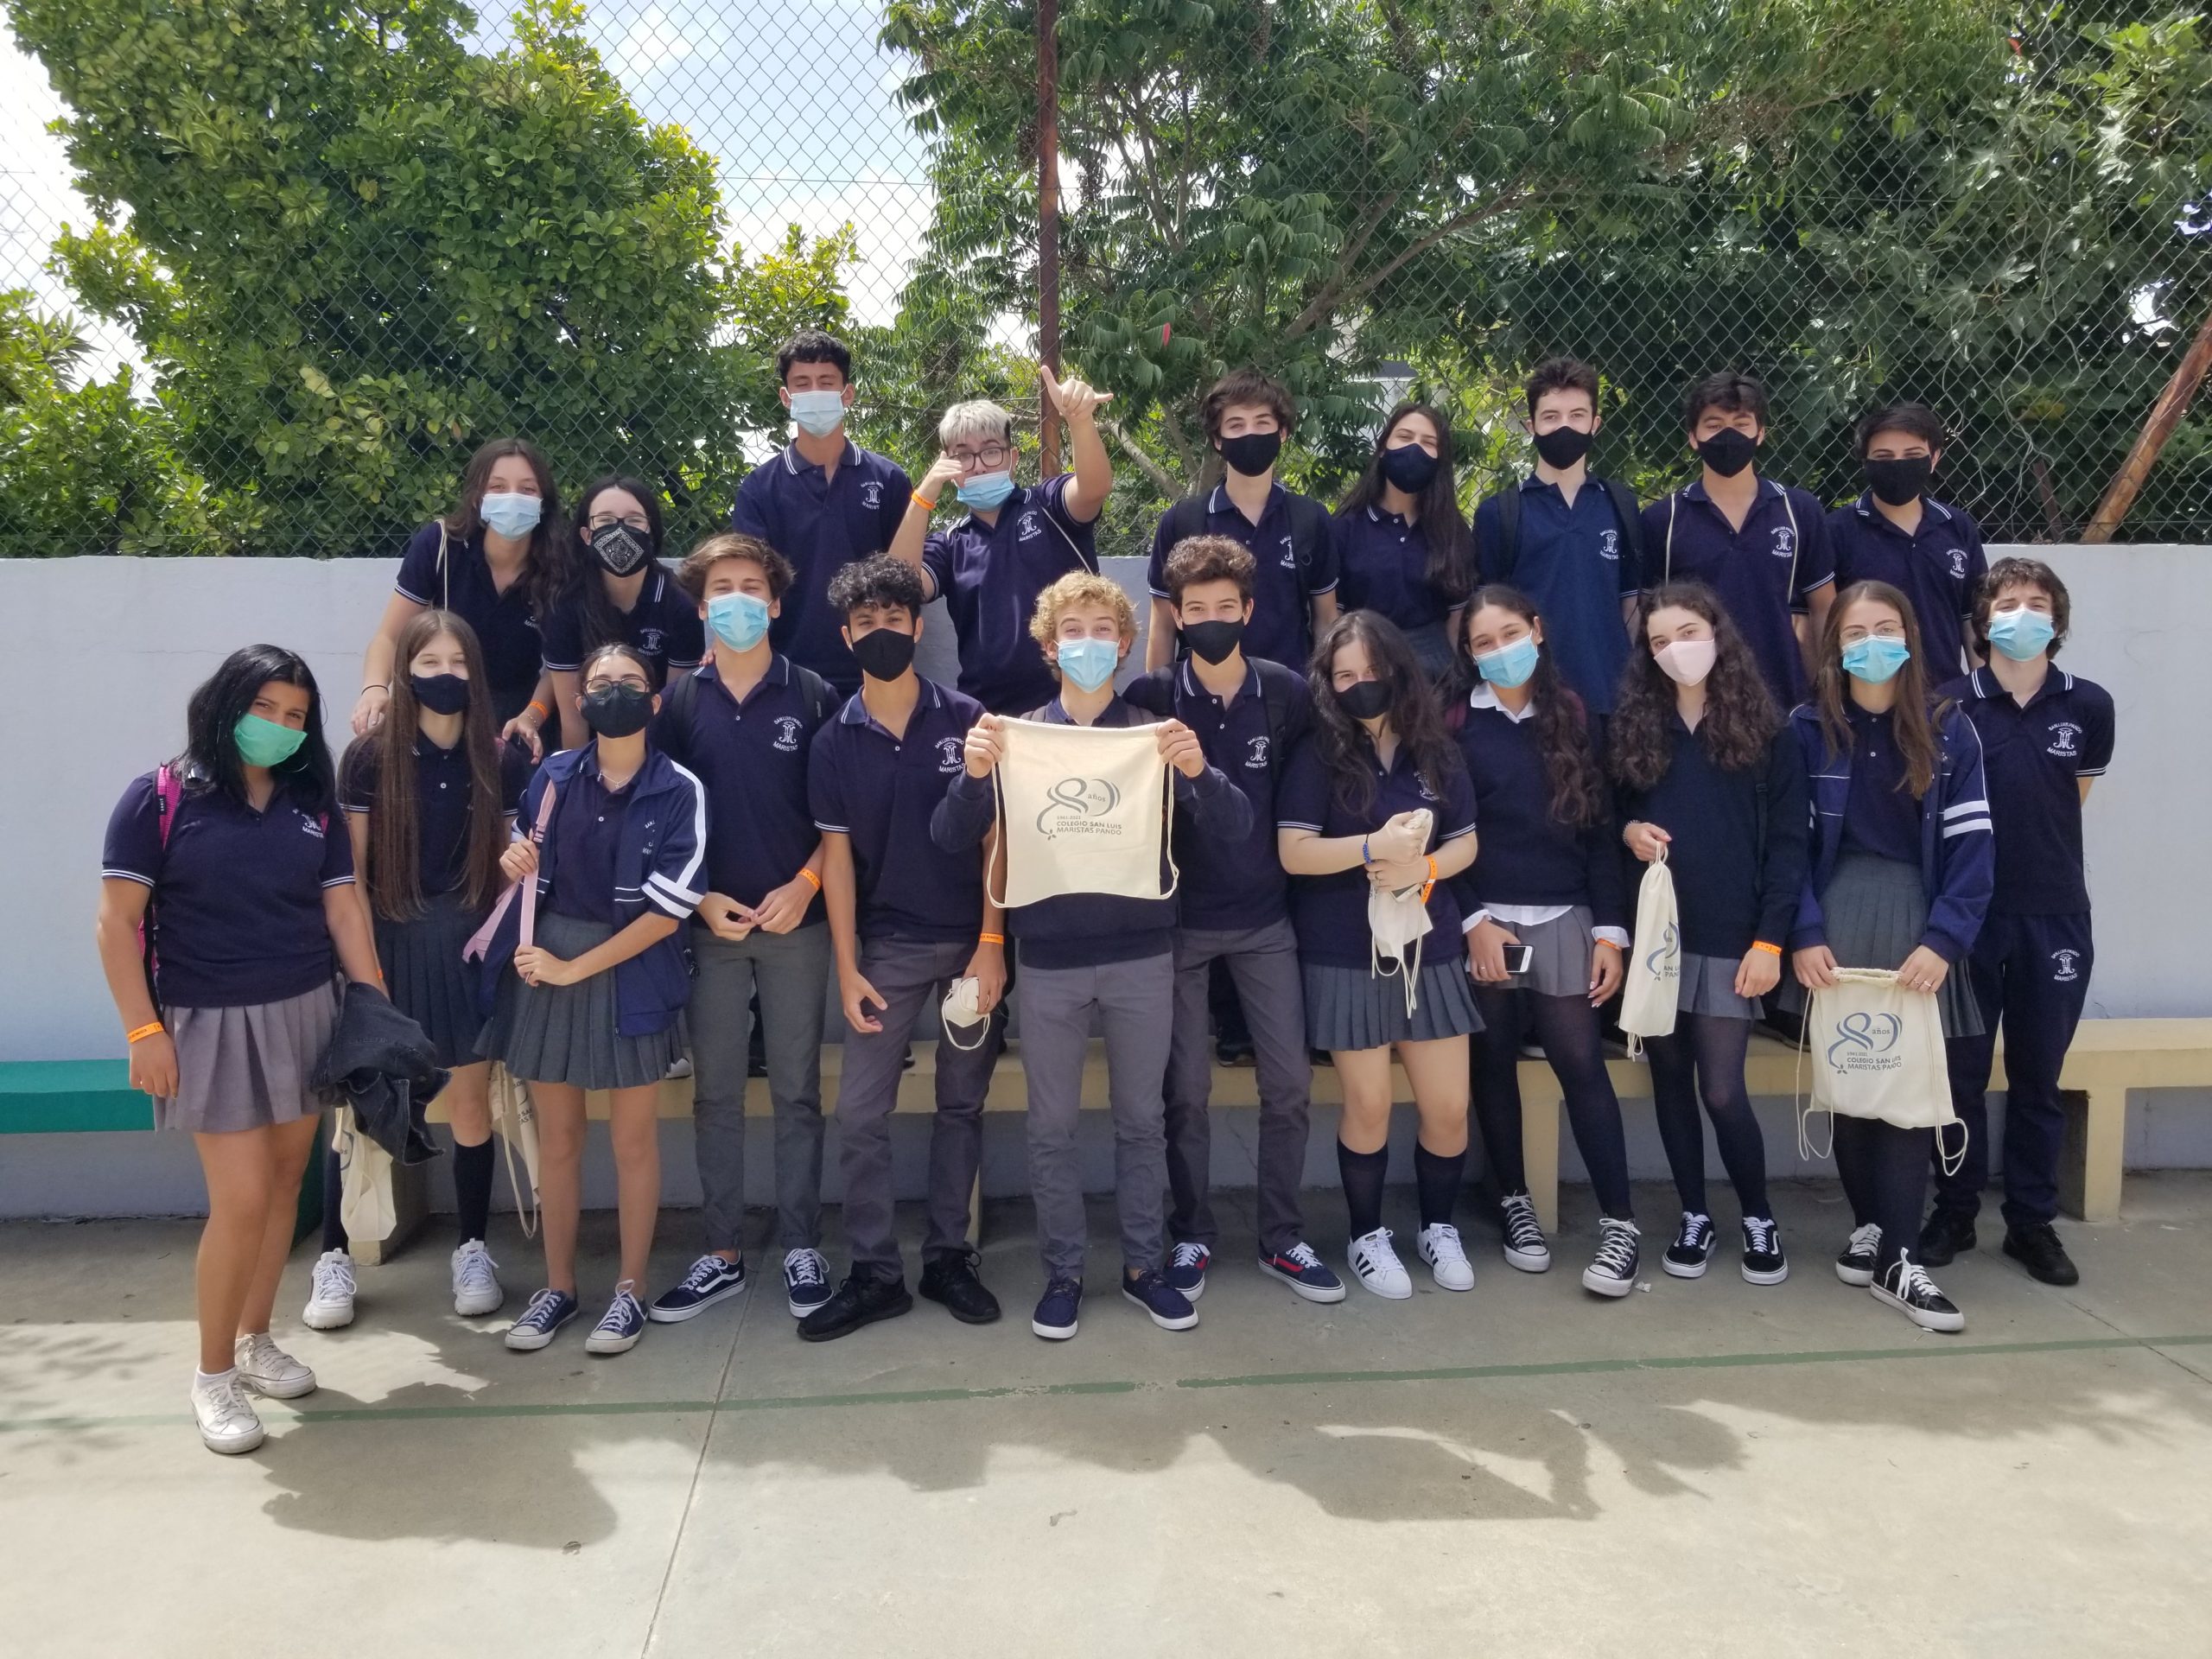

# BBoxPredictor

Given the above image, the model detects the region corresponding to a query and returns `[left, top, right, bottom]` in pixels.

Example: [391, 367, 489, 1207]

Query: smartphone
[1502, 944, 1535, 977]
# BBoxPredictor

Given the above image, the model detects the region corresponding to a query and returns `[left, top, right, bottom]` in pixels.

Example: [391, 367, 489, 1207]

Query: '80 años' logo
[1825, 1010, 1904, 1077]
[1035, 776, 1122, 839]
[1643, 922, 1680, 984]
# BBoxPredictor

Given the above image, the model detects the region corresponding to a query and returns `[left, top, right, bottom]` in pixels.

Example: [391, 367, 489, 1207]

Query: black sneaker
[1032, 1276, 1083, 1341]
[2002, 1222, 2081, 1287]
[1165, 1241, 1211, 1300]
[919, 1252, 1002, 1324]
[1122, 1269, 1198, 1332]
[1498, 1192, 1551, 1274]
[1835, 1223, 1881, 1287]
[1215, 1037, 1255, 1067]
[1872, 1253, 1965, 1332]
[1916, 1209, 1977, 1268]
[1740, 1217, 1789, 1285]
[1662, 1212, 1717, 1279]
[1257, 1242, 1347, 1303]
[797, 1272, 914, 1342]
[1580, 1217, 1641, 1298]
[648, 1253, 747, 1324]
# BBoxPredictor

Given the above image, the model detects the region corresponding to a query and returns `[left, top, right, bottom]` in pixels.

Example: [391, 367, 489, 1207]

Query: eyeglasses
[588, 514, 652, 531]
[949, 443, 1014, 469]
[585, 675, 652, 693]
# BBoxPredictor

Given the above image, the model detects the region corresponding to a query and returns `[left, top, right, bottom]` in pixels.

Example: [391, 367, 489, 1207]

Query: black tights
[321, 1133, 495, 1253]
[1469, 988, 1632, 1218]
[1832, 1116, 1931, 1276]
[1645, 1014, 1770, 1220]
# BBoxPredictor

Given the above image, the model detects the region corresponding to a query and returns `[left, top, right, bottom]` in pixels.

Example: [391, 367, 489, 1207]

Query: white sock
[194, 1367, 238, 1389]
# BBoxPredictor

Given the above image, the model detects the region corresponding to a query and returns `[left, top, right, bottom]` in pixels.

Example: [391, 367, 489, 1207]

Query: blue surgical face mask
[1986, 607, 2055, 662]
[1475, 634, 1541, 690]
[707, 590, 772, 652]
[1055, 636, 1119, 693]
[1840, 635, 1910, 684]
[956, 470, 1016, 512]
[788, 388, 847, 439]
[480, 491, 542, 538]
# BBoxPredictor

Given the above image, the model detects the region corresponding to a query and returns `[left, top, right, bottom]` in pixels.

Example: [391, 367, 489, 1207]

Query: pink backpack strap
[464, 777, 557, 962]
[154, 763, 183, 852]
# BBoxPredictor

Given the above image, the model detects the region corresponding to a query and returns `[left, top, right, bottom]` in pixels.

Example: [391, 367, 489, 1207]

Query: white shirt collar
[1467, 682, 1537, 724]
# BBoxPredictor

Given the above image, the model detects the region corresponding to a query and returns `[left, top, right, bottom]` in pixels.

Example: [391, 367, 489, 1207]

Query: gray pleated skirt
[375, 889, 488, 1070]
[1304, 957, 1482, 1052]
[1488, 907, 1598, 998]
[1405, 620, 1456, 679]
[477, 911, 687, 1090]
[1782, 853, 1985, 1039]
[156, 980, 340, 1134]
[1677, 951, 1761, 1020]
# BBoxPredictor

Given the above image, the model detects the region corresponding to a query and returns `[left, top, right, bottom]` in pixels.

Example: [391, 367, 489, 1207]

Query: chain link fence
[2, 0, 2208, 560]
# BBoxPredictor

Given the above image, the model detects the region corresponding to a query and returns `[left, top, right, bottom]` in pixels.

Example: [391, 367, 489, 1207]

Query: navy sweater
[1613, 721, 1808, 959]
[1446, 696, 1628, 931]
[931, 694, 1252, 969]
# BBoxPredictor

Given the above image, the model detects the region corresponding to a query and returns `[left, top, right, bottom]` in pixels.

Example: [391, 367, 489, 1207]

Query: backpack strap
[1664, 492, 1679, 583]
[1255, 660, 1298, 774]
[659, 666, 701, 765]
[792, 663, 835, 727]
[1593, 476, 1644, 569]
[436, 520, 451, 612]
[1166, 493, 1210, 548]
[1285, 493, 1326, 596]
[1495, 485, 1522, 584]
[1778, 486, 1802, 611]
[154, 763, 182, 852]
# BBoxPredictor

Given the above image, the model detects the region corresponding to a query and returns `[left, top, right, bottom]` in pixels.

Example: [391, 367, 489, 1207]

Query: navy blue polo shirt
[1943, 667, 2113, 914]
[731, 441, 912, 695]
[538, 563, 706, 688]
[340, 734, 530, 900]
[1839, 704, 1921, 867]
[1642, 479, 1834, 709]
[1474, 475, 1642, 712]
[1828, 494, 1986, 678]
[545, 759, 638, 927]
[1335, 505, 1457, 636]
[1123, 658, 1313, 931]
[809, 677, 987, 944]
[1148, 484, 1341, 670]
[1276, 737, 1478, 968]
[921, 473, 1097, 715]
[651, 657, 826, 918]
[103, 772, 354, 1007]
[394, 523, 546, 724]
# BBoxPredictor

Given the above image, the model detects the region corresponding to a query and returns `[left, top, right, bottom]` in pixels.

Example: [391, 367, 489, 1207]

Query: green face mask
[234, 712, 308, 768]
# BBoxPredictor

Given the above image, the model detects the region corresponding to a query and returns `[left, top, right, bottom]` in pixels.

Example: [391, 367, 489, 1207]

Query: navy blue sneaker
[1165, 1241, 1211, 1300]
[1032, 1277, 1083, 1341]
[1122, 1269, 1198, 1332]
[1258, 1242, 1348, 1303]
[585, 1283, 647, 1355]
[648, 1253, 747, 1324]
[505, 1287, 580, 1351]
[783, 1249, 832, 1319]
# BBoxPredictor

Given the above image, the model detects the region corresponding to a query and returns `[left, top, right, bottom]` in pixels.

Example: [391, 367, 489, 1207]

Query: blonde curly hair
[1027, 571, 1135, 662]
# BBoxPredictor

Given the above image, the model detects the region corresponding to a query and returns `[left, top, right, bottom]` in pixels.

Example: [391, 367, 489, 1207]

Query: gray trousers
[1019, 950, 1173, 1282]
[1166, 919, 1313, 1255]
[688, 918, 831, 1254]
[836, 935, 1007, 1277]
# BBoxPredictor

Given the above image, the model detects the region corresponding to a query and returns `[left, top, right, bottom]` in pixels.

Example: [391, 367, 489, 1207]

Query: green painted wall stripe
[0, 1059, 149, 1134]
[3, 1332, 2204, 1437]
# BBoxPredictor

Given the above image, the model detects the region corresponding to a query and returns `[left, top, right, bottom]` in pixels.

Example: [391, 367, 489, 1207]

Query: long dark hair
[1305, 610, 1463, 819]
[345, 610, 509, 919]
[442, 436, 566, 620]
[1814, 579, 1948, 798]
[566, 474, 668, 674]
[179, 644, 335, 811]
[1442, 585, 1606, 830]
[1610, 582, 1780, 792]
[1336, 402, 1475, 607]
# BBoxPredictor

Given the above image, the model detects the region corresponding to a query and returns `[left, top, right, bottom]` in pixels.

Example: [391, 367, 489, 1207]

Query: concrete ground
[3, 1175, 2209, 1658]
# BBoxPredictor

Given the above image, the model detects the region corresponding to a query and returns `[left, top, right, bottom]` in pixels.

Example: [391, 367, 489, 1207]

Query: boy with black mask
[1829, 403, 1987, 679]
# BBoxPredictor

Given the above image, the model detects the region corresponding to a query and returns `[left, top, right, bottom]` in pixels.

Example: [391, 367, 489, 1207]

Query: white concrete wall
[1, 544, 2204, 1065]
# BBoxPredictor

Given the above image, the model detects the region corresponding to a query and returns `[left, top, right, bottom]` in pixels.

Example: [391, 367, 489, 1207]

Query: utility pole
[1037, 0, 1063, 478]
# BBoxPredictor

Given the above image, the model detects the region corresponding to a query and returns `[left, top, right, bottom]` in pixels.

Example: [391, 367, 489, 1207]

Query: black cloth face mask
[1695, 428, 1759, 478]
[1217, 430, 1283, 478]
[1864, 455, 1933, 508]
[409, 673, 472, 715]
[1179, 618, 1245, 665]
[850, 626, 918, 683]
[1533, 427, 1593, 469]
[589, 521, 655, 577]
[1336, 679, 1392, 721]
[1379, 443, 1440, 493]
[581, 683, 654, 739]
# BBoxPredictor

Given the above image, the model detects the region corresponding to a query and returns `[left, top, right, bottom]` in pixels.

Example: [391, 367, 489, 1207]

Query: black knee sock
[321, 1145, 347, 1254]
[453, 1138, 495, 1244]
[1337, 1141, 1389, 1239]
[1414, 1143, 1465, 1229]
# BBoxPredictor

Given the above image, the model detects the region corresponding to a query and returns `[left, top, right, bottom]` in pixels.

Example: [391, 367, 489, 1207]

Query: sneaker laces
[198, 1375, 258, 1432]
[1890, 1257, 1947, 1307]
[1044, 1276, 1082, 1305]
[1424, 1224, 1468, 1262]
[1591, 1219, 1640, 1277]
[679, 1254, 731, 1293]
[598, 1285, 640, 1332]
[1281, 1243, 1326, 1271]
[454, 1242, 499, 1293]
[1846, 1222, 1883, 1260]
[1744, 1217, 1780, 1256]
[785, 1249, 827, 1289]
[1501, 1195, 1545, 1249]
[238, 1332, 287, 1373]
[1674, 1212, 1713, 1251]
[1170, 1241, 1209, 1269]
[1354, 1229, 1405, 1273]
[312, 1252, 354, 1300]
[517, 1287, 566, 1331]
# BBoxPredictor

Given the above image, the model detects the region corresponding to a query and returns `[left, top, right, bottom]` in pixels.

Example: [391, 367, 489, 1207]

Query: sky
[0, 0, 943, 384]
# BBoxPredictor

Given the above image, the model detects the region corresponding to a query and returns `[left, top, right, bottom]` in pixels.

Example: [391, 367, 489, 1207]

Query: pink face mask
[1655, 638, 1718, 687]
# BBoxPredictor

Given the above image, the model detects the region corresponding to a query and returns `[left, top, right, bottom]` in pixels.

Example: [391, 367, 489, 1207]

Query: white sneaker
[233, 1332, 317, 1400]
[1417, 1224, 1475, 1291]
[1499, 1192, 1552, 1273]
[451, 1240, 505, 1318]
[302, 1248, 356, 1330]
[191, 1370, 264, 1455]
[1347, 1227, 1414, 1300]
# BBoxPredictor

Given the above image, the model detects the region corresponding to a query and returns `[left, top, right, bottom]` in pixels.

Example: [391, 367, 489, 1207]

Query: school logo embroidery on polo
[295, 810, 326, 839]
[1416, 777, 1439, 803]
[1769, 526, 1796, 558]
[937, 735, 964, 772]
[1245, 735, 1270, 770]
[2046, 721, 2082, 757]
[638, 627, 665, 655]
[1017, 512, 1043, 542]
[772, 716, 804, 753]
[2051, 949, 2082, 983]
[1599, 529, 1620, 562]
[1279, 535, 1296, 569]
[1947, 547, 1968, 579]
[860, 481, 884, 511]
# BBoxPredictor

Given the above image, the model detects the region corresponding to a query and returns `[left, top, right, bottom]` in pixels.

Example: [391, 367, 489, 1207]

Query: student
[1611, 582, 1809, 1286]
[887, 367, 1112, 714]
[542, 475, 707, 747]
[308, 611, 532, 1331]
[1145, 368, 1341, 672]
[1278, 611, 1481, 1300]
[1924, 560, 2113, 1286]
[479, 643, 705, 1357]
[1641, 372, 1836, 711]
[1332, 403, 1477, 676]
[355, 436, 563, 755]
[798, 556, 1007, 1339]
[645, 534, 837, 1325]
[1472, 358, 1645, 712]
[933, 572, 1251, 1341]
[1788, 581, 1993, 1332]
[96, 645, 382, 1454]
[1122, 536, 1344, 1304]
[1827, 404, 1987, 680]
[729, 331, 912, 694]
[1445, 588, 1642, 1296]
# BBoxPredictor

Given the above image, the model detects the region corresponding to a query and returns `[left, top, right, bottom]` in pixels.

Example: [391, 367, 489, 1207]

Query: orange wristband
[797, 868, 822, 892]
[1751, 941, 1783, 957]
[912, 491, 939, 512]
[125, 1020, 165, 1045]
[978, 931, 1005, 946]
[526, 700, 550, 722]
